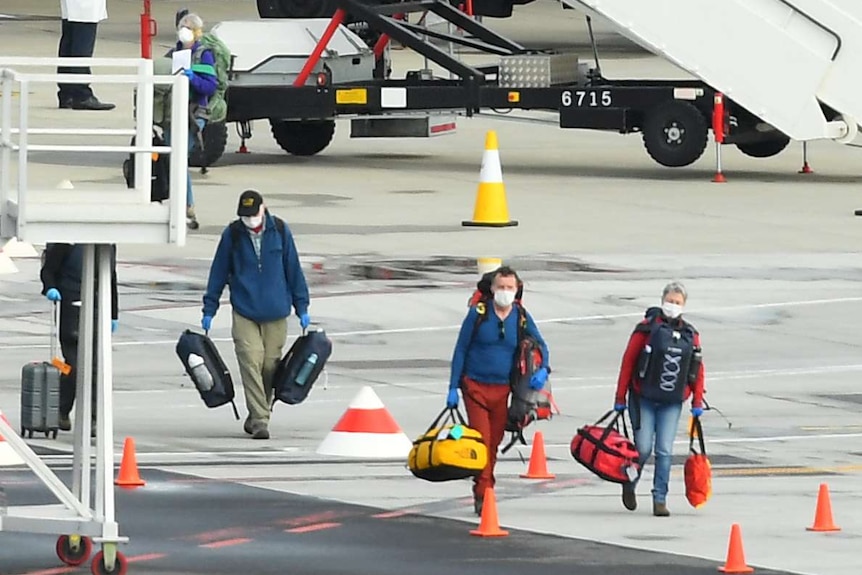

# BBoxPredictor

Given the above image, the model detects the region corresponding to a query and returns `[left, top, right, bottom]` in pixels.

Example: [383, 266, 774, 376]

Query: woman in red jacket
[613, 282, 705, 517]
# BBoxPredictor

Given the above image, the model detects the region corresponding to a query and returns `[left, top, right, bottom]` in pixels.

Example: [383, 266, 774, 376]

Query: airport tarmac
[1, 2, 861, 574]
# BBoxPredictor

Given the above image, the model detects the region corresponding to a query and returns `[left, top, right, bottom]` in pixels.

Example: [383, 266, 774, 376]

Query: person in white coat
[57, 0, 114, 110]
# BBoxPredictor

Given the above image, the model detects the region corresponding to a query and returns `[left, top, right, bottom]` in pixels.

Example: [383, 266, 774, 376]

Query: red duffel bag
[570, 410, 641, 484]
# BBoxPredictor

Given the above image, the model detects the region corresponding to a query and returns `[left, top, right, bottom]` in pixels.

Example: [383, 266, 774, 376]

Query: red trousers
[462, 377, 510, 500]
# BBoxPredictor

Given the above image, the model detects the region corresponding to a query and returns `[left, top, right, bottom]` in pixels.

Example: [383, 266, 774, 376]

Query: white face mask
[662, 301, 683, 319]
[494, 289, 516, 308]
[178, 27, 195, 45]
[241, 215, 263, 229]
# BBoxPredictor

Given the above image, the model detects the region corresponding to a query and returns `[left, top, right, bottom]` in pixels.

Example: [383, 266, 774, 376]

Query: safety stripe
[191, 63, 215, 76]
[331, 408, 403, 434]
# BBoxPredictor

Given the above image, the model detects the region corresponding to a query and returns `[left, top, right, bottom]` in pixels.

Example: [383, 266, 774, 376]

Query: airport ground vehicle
[194, 0, 858, 168]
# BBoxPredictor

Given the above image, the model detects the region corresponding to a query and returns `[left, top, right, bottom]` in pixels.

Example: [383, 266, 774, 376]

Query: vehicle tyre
[642, 101, 708, 167]
[257, 0, 335, 18]
[189, 121, 228, 168]
[270, 120, 336, 156]
[735, 137, 790, 158]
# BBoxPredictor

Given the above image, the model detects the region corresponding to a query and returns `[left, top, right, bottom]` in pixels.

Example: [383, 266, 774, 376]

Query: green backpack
[198, 32, 230, 124]
[150, 33, 230, 127]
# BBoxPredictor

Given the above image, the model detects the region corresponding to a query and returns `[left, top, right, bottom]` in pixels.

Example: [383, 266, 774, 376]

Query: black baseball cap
[237, 190, 263, 217]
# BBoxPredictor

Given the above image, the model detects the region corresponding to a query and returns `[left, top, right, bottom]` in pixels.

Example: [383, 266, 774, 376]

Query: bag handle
[426, 405, 467, 432]
[689, 415, 706, 455]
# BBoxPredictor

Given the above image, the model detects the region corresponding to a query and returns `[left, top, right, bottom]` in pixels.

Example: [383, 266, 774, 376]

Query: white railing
[0, 57, 189, 246]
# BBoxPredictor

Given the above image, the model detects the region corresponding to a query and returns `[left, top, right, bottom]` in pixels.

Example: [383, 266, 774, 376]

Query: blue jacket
[203, 211, 310, 323]
[449, 303, 549, 390]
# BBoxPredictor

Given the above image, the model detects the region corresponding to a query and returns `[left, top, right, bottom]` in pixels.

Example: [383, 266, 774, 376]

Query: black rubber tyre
[56, 535, 93, 567]
[735, 137, 791, 159]
[189, 121, 228, 168]
[270, 120, 336, 156]
[257, 0, 335, 18]
[642, 101, 709, 167]
[90, 551, 128, 575]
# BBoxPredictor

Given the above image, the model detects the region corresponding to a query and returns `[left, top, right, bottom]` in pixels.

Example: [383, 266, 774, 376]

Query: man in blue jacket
[202, 190, 311, 439]
[447, 266, 550, 515]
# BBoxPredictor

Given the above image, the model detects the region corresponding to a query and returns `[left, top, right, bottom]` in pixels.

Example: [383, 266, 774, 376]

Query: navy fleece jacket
[202, 212, 309, 323]
[449, 304, 549, 389]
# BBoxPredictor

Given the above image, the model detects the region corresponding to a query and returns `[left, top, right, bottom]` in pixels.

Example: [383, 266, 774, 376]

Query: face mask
[241, 215, 262, 229]
[178, 27, 195, 45]
[662, 301, 683, 319]
[494, 290, 516, 308]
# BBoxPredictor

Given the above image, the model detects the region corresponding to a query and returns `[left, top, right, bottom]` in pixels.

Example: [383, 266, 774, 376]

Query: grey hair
[178, 13, 204, 31]
[662, 281, 688, 302]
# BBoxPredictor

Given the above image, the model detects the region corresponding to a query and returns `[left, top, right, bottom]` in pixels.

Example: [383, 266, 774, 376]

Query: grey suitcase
[20, 302, 62, 439]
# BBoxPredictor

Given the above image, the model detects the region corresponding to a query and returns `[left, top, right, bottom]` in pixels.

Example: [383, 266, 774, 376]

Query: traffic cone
[0, 237, 39, 258]
[0, 411, 24, 467]
[520, 431, 555, 479]
[806, 483, 840, 532]
[476, 257, 502, 278]
[470, 487, 509, 537]
[316, 386, 413, 458]
[717, 523, 754, 573]
[0, 253, 17, 275]
[462, 131, 518, 228]
[115, 437, 145, 488]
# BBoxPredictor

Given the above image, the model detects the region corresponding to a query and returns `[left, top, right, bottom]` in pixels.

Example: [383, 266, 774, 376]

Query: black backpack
[634, 308, 702, 404]
[122, 129, 170, 203]
[271, 328, 333, 407]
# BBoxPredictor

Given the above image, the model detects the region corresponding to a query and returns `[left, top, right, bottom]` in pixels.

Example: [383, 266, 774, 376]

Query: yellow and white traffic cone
[462, 130, 518, 227]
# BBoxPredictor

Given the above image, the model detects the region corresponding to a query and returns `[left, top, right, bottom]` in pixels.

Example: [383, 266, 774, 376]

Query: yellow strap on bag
[408, 406, 488, 482]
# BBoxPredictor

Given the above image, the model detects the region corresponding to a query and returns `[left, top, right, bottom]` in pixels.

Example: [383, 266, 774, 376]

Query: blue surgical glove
[183, 69, 195, 80]
[614, 403, 627, 413]
[111, 320, 118, 333]
[46, 288, 61, 302]
[529, 367, 549, 390]
[201, 315, 213, 332]
[299, 312, 310, 330]
[446, 388, 459, 409]
[691, 407, 704, 417]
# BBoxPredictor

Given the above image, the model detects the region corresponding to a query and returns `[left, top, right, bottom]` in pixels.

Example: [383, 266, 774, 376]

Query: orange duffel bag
[684, 416, 712, 508]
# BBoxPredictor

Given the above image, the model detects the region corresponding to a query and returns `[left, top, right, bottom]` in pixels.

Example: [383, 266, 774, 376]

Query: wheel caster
[56, 534, 93, 567]
[91, 550, 128, 575]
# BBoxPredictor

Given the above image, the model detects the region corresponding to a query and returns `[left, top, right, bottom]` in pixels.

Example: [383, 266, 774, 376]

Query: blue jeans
[164, 117, 205, 208]
[628, 395, 683, 504]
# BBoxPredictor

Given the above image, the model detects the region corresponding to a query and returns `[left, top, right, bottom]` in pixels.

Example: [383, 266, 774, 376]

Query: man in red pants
[447, 266, 550, 515]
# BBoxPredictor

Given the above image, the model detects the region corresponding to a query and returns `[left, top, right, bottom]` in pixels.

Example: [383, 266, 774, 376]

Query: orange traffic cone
[470, 488, 509, 537]
[520, 431, 555, 479]
[462, 131, 518, 228]
[806, 483, 840, 532]
[115, 437, 145, 488]
[718, 523, 754, 573]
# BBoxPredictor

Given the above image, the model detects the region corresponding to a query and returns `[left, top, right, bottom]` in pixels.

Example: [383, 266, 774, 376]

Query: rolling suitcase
[272, 327, 332, 406]
[20, 303, 62, 439]
[176, 329, 240, 419]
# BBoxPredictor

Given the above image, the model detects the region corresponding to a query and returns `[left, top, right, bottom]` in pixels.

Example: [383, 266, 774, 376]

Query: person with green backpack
[162, 12, 218, 230]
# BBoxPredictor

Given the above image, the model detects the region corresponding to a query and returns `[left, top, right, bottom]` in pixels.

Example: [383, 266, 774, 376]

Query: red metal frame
[293, 9, 347, 87]
[140, 0, 157, 59]
[712, 92, 725, 144]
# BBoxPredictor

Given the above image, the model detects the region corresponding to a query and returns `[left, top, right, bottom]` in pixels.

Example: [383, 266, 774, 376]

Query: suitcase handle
[50, 301, 60, 360]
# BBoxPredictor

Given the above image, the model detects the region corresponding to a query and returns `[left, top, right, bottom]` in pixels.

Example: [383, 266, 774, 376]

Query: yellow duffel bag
[408, 406, 488, 482]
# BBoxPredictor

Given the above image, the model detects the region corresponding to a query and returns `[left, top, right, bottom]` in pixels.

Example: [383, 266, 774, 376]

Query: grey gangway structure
[0, 56, 189, 574]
